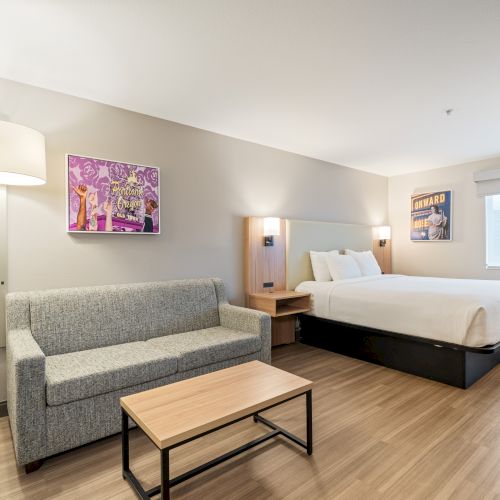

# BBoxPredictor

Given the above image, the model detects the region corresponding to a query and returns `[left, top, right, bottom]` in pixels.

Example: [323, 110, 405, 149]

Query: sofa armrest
[6, 329, 47, 465]
[219, 304, 272, 364]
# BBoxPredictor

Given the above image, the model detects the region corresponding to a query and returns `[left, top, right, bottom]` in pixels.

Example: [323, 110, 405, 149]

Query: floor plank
[1, 343, 500, 499]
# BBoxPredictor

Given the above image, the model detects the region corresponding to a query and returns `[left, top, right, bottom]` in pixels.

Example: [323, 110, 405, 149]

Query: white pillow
[345, 249, 381, 276]
[325, 254, 362, 280]
[310, 250, 339, 281]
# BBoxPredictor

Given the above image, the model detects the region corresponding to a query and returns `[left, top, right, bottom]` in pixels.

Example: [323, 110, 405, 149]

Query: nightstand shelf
[248, 291, 311, 346]
[275, 304, 310, 317]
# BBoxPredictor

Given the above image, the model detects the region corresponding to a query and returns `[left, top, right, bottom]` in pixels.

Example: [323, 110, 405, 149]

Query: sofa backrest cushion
[29, 279, 220, 356]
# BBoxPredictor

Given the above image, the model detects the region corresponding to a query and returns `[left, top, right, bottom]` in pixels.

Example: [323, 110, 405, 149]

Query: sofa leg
[25, 460, 44, 474]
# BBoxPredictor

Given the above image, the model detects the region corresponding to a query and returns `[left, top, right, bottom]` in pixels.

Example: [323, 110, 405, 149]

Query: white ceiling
[1, 0, 500, 176]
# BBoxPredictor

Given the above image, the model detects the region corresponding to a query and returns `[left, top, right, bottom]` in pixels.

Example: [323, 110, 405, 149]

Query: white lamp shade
[373, 226, 391, 240]
[0, 121, 46, 185]
[263, 217, 280, 236]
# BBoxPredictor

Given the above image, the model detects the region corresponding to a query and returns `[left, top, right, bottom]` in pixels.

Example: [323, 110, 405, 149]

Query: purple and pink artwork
[67, 155, 160, 233]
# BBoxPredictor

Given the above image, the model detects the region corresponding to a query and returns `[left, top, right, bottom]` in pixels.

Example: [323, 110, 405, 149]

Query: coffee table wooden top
[120, 361, 313, 449]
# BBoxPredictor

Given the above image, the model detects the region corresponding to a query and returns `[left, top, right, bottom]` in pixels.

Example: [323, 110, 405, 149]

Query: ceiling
[1, 0, 500, 176]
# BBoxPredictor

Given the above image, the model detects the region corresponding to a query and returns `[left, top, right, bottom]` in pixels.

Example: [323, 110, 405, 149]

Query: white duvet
[296, 274, 500, 347]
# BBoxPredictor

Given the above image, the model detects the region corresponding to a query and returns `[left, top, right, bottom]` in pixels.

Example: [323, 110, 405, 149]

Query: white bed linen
[296, 274, 500, 347]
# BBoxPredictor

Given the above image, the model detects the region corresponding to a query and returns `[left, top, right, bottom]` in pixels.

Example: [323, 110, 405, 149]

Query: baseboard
[0, 400, 7, 417]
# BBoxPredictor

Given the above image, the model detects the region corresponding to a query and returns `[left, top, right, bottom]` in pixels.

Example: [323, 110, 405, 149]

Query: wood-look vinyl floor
[1, 343, 500, 499]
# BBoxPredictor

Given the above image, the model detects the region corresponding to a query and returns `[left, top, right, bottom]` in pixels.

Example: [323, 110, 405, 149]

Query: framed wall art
[411, 190, 452, 241]
[66, 154, 160, 234]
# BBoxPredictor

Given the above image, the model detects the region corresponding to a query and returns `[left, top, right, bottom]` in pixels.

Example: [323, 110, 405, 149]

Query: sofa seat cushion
[45, 342, 178, 406]
[147, 327, 261, 372]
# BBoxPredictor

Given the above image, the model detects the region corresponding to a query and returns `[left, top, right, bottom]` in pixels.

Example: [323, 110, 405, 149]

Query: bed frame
[285, 219, 500, 389]
[299, 314, 500, 388]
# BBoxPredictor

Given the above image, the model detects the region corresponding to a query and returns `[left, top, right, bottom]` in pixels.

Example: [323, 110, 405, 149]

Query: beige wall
[0, 78, 388, 307]
[389, 156, 500, 279]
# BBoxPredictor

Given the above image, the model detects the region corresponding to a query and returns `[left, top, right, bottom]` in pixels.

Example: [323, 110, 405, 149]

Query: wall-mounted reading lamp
[373, 226, 391, 247]
[263, 217, 280, 246]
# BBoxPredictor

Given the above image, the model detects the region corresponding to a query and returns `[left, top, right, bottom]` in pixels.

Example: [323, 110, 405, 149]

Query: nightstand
[248, 291, 311, 346]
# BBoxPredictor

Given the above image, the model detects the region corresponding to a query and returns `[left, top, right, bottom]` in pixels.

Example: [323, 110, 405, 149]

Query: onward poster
[67, 155, 160, 233]
[411, 191, 452, 241]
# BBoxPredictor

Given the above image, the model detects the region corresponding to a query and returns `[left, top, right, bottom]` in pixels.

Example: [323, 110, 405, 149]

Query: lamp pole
[0, 185, 5, 347]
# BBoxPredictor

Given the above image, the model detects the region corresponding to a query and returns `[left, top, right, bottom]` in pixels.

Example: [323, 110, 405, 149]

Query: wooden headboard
[285, 219, 373, 290]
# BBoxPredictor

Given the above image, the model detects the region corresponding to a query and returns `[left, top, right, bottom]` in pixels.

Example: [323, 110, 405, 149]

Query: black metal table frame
[121, 389, 313, 500]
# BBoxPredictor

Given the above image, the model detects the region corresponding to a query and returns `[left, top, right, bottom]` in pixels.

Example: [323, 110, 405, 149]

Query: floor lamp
[0, 121, 46, 347]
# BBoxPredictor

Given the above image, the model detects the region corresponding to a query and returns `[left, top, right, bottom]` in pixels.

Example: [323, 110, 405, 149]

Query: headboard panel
[286, 219, 373, 290]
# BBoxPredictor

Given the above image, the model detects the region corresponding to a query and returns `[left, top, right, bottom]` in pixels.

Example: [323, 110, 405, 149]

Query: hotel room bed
[296, 274, 500, 348]
[296, 274, 500, 388]
[285, 219, 500, 389]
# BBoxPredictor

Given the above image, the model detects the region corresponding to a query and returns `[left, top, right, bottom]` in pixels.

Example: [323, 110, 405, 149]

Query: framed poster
[66, 154, 160, 234]
[411, 190, 452, 241]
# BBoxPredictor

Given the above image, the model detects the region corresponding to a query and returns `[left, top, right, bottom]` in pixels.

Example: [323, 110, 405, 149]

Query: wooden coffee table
[120, 360, 313, 499]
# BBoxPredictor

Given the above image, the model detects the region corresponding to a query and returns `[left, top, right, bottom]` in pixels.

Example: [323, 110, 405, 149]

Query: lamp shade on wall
[263, 217, 280, 236]
[0, 121, 46, 185]
[263, 217, 280, 247]
[373, 226, 391, 241]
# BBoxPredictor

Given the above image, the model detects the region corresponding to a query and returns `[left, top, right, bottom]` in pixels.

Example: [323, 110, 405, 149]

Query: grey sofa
[6, 278, 271, 471]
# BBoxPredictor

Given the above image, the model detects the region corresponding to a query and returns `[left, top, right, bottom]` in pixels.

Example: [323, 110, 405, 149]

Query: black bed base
[299, 315, 500, 389]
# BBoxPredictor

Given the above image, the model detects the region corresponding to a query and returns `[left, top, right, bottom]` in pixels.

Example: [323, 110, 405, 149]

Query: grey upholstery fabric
[45, 342, 178, 406]
[147, 327, 261, 372]
[6, 329, 47, 466]
[219, 303, 272, 363]
[6, 292, 31, 331]
[211, 277, 227, 304]
[28, 279, 220, 356]
[6, 278, 272, 466]
[45, 352, 261, 457]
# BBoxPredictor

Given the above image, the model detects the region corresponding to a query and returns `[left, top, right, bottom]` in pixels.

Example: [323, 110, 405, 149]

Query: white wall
[0, 78, 388, 306]
[389, 156, 500, 279]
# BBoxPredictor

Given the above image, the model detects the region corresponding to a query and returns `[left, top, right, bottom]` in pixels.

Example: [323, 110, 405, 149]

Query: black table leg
[161, 448, 170, 500]
[306, 390, 313, 455]
[122, 409, 129, 477]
